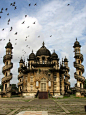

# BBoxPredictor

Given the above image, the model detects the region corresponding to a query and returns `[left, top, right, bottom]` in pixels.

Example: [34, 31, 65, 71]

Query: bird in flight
[1, 8, 3, 11]
[25, 15, 27, 17]
[8, 19, 10, 22]
[50, 35, 52, 37]
[15, 32, 17, 35]
[29, 3, 31, 6]
[22, 21, 25, 24]
[33, 22, 35, 24]
[2, 29, 4, 31]
[38, 36, 40, 38]
[14, 6, 17, 10]
[27, 26, 30, 28]
[0, 10, 3, 13]
[10, 3, 13, 6]
[67, 4, 70, 6]
[0, 16, 1, 18]
[5, 8, 8, 11]
[7, 13, 9, 15]
[10, 27, 13, 31]
[34, 3, 37, 6]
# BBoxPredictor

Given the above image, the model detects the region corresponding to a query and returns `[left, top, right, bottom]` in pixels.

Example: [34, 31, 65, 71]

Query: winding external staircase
[2, 39, 13, 97]
[73, 38, 85, 97]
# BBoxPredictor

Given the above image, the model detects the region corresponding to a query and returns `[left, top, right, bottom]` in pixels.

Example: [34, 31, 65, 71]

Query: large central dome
[36, 42, 51, 56]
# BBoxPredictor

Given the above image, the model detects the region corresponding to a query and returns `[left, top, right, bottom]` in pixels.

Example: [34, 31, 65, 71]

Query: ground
[0, 95, 86, 115]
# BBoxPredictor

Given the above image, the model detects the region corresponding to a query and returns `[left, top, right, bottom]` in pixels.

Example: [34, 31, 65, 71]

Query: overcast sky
[0, 0, 86, 87]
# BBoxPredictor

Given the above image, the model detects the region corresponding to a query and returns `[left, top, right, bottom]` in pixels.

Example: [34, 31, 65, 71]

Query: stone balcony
[2, 73, 12, 84]
[2, 63, 13, 73]
[74, 72, 85, 82]
[75, 87, 85, 92]
[74, 62, 84, 73]
[18, 73, 23, 80]
[3, 54, 12, 63]
[74, 53, 83, 62]
[64, 73, 70, 79]
[18, 81, 23, 86]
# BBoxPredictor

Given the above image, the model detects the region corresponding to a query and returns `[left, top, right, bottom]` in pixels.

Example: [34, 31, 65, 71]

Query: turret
[73, 38, 85, 97]
[2, 39, 13, 97]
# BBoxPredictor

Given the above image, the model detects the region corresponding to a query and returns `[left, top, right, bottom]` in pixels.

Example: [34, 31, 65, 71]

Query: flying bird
[29, 3, 31, 6]
[25, 15, 27, 17]
[0, 16, 1, 18]
[5, 8, 8, 11]
[0, 10, 3, 13]
[14, 6, 17, 10]
[34, 3, 37, 6]
[38, 36, 40, 38]
[10, 3, 13, 6]
[10, 27, 13, 31]
[2, 29, 4, 31]
[7, 13, 9, 15]
[15, 39, 17, 40]
[67, 4, 70, 6]
[15, 32, 17, 35]
[50, 35, 52, 37]
[27, 26, 30, 28]
[22, 21, 25, 24]
[1, 8, 3, 10]
[0, 39, 2, 41]
[7, 22, 9, 25]
[33, 22, 35, 24]
[8, 19, 10, 22]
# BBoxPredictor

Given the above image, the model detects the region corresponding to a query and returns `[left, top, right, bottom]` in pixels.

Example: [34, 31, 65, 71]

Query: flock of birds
[0, 1, 70, 58]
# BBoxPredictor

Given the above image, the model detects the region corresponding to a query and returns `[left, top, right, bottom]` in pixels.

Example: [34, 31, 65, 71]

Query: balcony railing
[64, 73, 70, 79]
[18, 81, 23, 86]
[3, 54, 12, 63]
[75, 87, 85, 92]
[74, 53, 83, 62]
[18, 73, 23, 80]
[74, 62, 84, 73]
[2, 63, 13, 73]
[2, 73, 12, 84]
[74, 72, 85, 82]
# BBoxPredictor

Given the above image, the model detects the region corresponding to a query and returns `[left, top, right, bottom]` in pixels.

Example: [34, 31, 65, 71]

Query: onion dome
[19, 57, 24, 63]
[5, 39, 13, 49]
[73, 38, 81, 48]
[51, 50, 58, 60]
[36, 42, 51, 56]
[29, 50, 36, 60]
[64, 56, 68, 62]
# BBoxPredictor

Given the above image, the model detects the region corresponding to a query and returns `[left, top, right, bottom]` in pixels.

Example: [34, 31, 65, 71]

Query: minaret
[64, 56, 70, 95]
[18, 57, 24, 94]
[2, 39, 13, 97]
[73, 38, 85, 97]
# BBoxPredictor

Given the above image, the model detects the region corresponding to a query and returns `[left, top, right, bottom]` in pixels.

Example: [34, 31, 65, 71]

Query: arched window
[36, 81, 39, 87]
[48, 81, 51, 87]
[42, 57, 45, 64]
[79, 71, 81, 75]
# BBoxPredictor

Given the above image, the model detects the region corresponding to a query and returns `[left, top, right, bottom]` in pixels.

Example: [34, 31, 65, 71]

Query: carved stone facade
[18, 42, 71, 97]
[2, 39, 13, 97]
[73, 38, 85, 97]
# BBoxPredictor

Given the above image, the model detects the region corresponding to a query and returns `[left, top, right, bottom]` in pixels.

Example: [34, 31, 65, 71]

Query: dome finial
[9, 39, 10, 42]
[42, 41, 45, 47]
[76, 38, 77, 41]
[32, 50, 33, 53]
[54, 49, 55, 53]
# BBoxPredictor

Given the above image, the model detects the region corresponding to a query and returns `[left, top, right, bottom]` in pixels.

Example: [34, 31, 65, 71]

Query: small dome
[19, 57, 24, 63]
[64, 56, 68, 62]
[29, 50, 36, 60]
[5, 39, 13, 49]
[36, 42, 51, 56]
[51, 50, 58, 60]
[73, 38, 81, 48]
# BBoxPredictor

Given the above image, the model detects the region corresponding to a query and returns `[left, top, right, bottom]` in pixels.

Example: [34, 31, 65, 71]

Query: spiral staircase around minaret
[2, 39, 13, 97]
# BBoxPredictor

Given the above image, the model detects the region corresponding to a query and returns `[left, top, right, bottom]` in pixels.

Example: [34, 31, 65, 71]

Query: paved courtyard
[0, 96, 86, 115]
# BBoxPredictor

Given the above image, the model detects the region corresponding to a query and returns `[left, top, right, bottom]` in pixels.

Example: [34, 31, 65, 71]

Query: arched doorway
[40, 78, 47, 91]
[39, 78, 48, 99]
